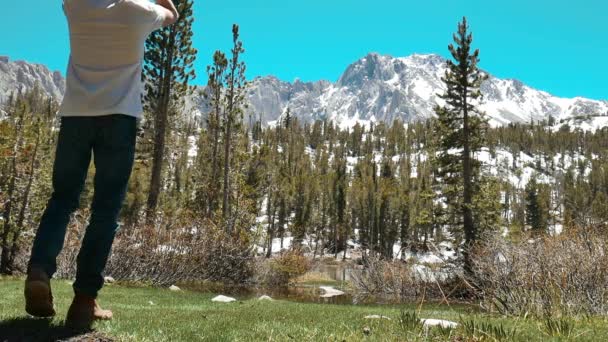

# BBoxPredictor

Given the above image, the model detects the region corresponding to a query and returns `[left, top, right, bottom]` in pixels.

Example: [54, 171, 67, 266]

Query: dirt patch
[58, 332, 114, 342]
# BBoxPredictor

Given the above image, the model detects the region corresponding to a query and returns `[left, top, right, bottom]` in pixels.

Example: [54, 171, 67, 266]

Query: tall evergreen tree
[433, 17, 487, 274]
[143, 0, 197, 223]
[202, 51, 228, 217]
[222, 25, 247, 227]
[525, 176, 543, 234]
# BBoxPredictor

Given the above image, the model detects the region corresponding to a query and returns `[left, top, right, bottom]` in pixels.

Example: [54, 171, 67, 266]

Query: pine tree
[433, 17, 487, 274]
[143, 0, 197, 223]
[200, 51, 228, 217]
[222, 25, 247, 227]
[525, 176, 544, 234]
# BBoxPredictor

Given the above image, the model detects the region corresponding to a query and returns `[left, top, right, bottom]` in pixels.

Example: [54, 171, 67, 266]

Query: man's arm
[155, 0, 179, 27]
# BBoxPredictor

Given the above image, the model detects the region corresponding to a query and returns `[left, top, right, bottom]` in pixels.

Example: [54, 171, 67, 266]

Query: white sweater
[59, 0, 166, 119]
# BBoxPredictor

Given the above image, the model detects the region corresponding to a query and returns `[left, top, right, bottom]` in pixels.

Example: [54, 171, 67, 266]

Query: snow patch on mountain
[244, 52, 608, 130]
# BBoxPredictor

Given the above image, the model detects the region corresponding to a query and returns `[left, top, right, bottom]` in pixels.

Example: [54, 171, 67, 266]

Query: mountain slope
[0, 56, 65, 105]
[246, 53, 608, 129]
[2, 53, 607, 130]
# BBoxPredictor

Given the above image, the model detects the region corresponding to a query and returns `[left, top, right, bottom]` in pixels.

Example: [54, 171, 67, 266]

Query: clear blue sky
[1, 0, 606, 100]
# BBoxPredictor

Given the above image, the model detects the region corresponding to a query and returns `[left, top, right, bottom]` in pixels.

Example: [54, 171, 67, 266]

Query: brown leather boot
[24, 267, 56, 318]
[65, 293, 113, 330]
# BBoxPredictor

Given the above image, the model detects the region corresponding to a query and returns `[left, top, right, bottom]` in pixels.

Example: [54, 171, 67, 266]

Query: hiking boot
[24, 267, 56, 318]
[65, 293, 113, 330]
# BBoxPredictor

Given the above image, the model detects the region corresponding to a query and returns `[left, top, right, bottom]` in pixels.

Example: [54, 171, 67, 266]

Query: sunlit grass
[1, 278, 607, 341]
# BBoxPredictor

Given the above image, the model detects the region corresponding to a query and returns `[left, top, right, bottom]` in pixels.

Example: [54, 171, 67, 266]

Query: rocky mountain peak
[1, 54, 606, 131]
[0, 56, 65, 105]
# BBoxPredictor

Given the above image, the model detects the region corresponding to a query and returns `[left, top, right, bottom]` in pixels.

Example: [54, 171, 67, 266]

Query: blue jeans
[28, 114, 137, 298]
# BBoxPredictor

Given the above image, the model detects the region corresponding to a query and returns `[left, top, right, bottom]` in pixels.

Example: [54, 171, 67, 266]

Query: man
[24, 0, 179, 329]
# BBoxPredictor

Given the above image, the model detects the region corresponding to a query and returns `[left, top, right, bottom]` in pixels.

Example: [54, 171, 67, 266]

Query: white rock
[104, 276, 116, 284]
[148, 301, 155, 305]
[169, 285, 181, 292]
[319, 286, 345, 298]
[212, 295, 237, 303]
[421, 319, 458, 329]
[258, 295, 273, 301]
[364, 315, 391, 320]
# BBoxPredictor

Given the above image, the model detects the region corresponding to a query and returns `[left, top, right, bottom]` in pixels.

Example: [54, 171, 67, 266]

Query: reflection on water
[312, 263, 354, 282]
[179, 262, 361, 305]
[179, 282, 357, 305]
[178, 262, 474, 307]
[254, 285, 357, 305]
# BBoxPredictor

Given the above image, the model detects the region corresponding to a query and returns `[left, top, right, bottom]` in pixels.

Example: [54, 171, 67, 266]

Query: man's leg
[26, 116, 93, 317]
[67, 114, 136, 327]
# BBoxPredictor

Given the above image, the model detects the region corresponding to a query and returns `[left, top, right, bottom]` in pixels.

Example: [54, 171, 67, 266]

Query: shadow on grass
[0, 317, 112, 342]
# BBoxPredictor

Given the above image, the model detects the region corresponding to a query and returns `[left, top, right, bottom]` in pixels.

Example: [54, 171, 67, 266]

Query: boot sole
[25, 280, 56, 318]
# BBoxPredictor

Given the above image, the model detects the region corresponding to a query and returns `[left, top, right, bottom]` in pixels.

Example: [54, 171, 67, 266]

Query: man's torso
[59, 0, 164, 119]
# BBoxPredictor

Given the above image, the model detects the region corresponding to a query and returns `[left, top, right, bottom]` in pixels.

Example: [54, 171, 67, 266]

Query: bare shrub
[55, 209, 90, 279]
[350, 256, 460, 303]
[471, 229, 608, 316]
[56, 213, 255, 286]
[192, 224, 255, 284]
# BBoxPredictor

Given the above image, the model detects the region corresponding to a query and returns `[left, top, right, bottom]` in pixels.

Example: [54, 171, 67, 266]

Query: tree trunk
[222, 118, 232, 223]
[146, 31, 176, 223]
[462, 91, 475, 275]
[209, 78, 222, 216]
[265, 192, 275, 258]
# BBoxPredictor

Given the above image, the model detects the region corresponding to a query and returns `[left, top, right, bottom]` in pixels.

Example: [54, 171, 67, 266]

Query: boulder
[169, 285, 181, 292]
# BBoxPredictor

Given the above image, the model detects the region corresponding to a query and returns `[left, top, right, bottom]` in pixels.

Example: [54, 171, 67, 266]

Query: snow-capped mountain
[0, 56, 65, 105]
[2, 53, 607, 130]
[246, 53, 608, 129]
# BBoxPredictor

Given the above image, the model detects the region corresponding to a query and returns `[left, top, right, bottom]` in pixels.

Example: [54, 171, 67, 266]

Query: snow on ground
[187, 136, 197, 160]
[253, 133, 595, 258]
[256, 236, 296, 255]
[418, 254, 444, 264]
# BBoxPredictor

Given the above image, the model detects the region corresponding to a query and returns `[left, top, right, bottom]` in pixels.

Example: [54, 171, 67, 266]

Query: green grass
[2, 278, 608, 341]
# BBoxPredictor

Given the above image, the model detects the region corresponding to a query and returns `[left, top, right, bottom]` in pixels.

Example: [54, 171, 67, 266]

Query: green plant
[265, 248, 312, 287]
[398, 309, 422, 333]
[542, 316, 575, 338]
[460, 317, 518, 341]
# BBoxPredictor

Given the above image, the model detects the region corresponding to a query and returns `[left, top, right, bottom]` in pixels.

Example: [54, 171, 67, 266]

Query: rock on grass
[420, 318, 458, 329]
[364, 315, 391, 320]
[212, 295, 237, 303]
